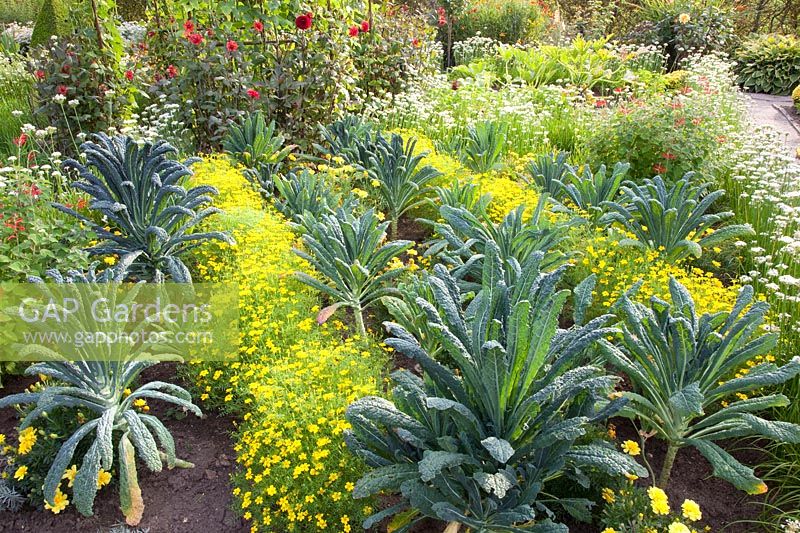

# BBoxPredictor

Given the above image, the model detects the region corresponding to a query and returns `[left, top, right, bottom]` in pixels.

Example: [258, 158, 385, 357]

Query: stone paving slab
[746, 93, 800, 158]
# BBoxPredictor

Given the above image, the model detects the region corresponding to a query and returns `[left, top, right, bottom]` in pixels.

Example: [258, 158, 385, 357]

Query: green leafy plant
[455, 120, 507, 173]
[356, 132, 442, 239]
[345, 245, 647, 531]
[432, 179, 491, 215]
[272, 170, 356, 230]
[222, 111, 294, 199]
[555, 162, 629, 225]
[600, 278, 800, 490]
[0, 265, 201, 525]
[293, 208, 412, 337]
[525, 150, 573, 198]
[735, 33, 800, 95]
[425, 199, 569, 291]
[600, 174, 754, 262]
[54, 134, 233, 282]
[315, 115, 374, 162]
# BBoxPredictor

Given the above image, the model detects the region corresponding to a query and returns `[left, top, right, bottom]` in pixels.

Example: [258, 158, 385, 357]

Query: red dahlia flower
[184, 20, 195, 32]
[188, 32, 204, 45]
[412, 38, 420, 47]
[13, 134, 27, 147]
[253, 20, 264, 32]
[348, 26, 359, 37]
[166, 64, 178, 78]
[247, 88, 260, 99]
[56, 85, 68, 96]
[295, 14, 312, 30]
[653, 164, 667, 174]
[360, 20, 370, 32]
[124, 70, 134, 81]
[34, 69, 45, 80]
[226, 40, 238, 52]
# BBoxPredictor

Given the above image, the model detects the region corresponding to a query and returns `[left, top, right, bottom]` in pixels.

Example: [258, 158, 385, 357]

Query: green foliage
[525, 151, 573, 197]
[30, 0, 68, 47]
[272, 170, 357, 230]
[632, 0, 735, 70]
[432, 179, 491, 215]
[454, 120, 507, 173]
[316, 115, 374, 162]
[793, 84, 800, 111]
[0, 269, 201, 524]
[54, 134, 233, 282]
[600, 174, 754, 262]
[601, 278, 800, 490]
[555, 162, 629, 225]
[450, 0, 546, 45]
[348, 131, 442, 239]
[0, 478, 24, 511]
[293, 208, 412, 336]
[222, 112, 294, 199]
[736, 33, 800, 95]
[346, 246, 646, 531]
[424, 199, 569, 292]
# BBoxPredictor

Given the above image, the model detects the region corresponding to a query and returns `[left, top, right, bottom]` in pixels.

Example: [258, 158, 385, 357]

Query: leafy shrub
[450, 0, 547, 45]
[345, 246, 647, 531]
[186, 158, 386, 532]
[222, 112, 294, 199]
[631, 0, 735, 70]
[601, 174, 754, 262]
[31, 34, 128, 153]
[601, 278, 800, 490]
[293, 208, 412, 336]
[54, 134, 232, 282]
[0, 269, 201, 525]
[735, 33, 800, 95]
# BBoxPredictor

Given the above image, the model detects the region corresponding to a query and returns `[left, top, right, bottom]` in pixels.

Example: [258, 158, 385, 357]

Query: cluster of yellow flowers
[573, 228, 740, 316]
[187, 158, 386, 531]
[601, 484, 705, 533]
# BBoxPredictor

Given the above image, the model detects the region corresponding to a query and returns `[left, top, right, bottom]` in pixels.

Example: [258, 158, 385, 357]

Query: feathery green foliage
[601, 278, 800, 489]
[346, 245, 646, 532]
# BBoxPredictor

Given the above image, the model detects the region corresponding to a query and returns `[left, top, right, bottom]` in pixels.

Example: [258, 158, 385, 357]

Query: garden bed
[0, 365, 247, 533]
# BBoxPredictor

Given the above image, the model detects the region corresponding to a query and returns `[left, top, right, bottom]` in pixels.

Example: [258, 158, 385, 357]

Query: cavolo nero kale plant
[293, 208, 412, 337]
[0, 262, 201, 525]
[600, 174, 754, 262]
[601, 278, 800, 490]
[345, 245, 647, 532]
[553, 162, 629, 225]
[54, 134, 233, 283]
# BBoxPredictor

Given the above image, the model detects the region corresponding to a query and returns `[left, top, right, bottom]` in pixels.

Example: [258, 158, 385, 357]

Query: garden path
[746, 93, 800, 158]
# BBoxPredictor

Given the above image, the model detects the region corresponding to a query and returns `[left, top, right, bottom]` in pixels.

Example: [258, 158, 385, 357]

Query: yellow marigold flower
[621, 440, 641, 456]
[17, 427, 37, 455]
[97, 469, 112, 488]
[601, 487, 615, 503]
[44, 488, 69, 514]
[13, 465, 27, 481]
[647, 486, 670, 515]
[668, 522, 691, 533]
[681, 499, 702, 521]
[601, 529, 619, 533]
[103, 255, 117, 266]
[0, 434, 6, 445]
[63, 464, 77, 487]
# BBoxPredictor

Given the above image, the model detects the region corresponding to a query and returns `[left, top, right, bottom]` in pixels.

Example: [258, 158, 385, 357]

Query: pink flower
[360, 20, 370, 32]
[124, 70, 134, 81]
[166, 64, 178, 78]
[247, 88, 260, 99]
[594, 99, 607, 108]
[226, 40, 238, 52]
[184, 20, 195, 33]
[253, 20, 264, 32]
[188, 32, 203, 45]
[348, 26, 359, 37]
[34, 69, 45, 80]
[56, 85, 68, 96]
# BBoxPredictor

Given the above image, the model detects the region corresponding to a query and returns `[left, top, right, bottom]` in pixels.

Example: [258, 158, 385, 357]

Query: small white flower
[68, 99, 79, 107]
[53, 94, 67, 104]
